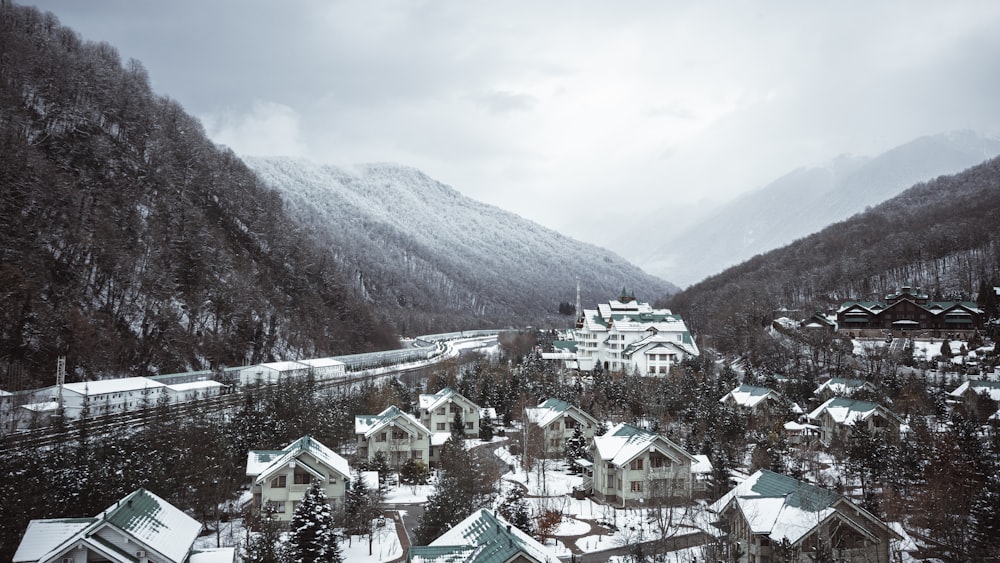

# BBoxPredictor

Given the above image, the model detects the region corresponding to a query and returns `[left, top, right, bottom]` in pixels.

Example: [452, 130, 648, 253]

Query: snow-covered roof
[593, 423, 697, 468]
[164, 380, 225, 393]
[479, 407, 497, 420]
[296, 357, 345, 369]
[15, 489, 202, 563]
[524, 398, 597, 429]
[709, 470, 838, 545]
[691, 454, 713, 475]
[621, 331, 699, 358]
[61, 377, 165, 396]
[255, 360, 310, 372]
[13, 518, 95, 562]
[784, 421, 820, 432]
[355, 405, 429, 438]
[431, 432, 451, 447]
[814, 378, 873, 396]
[20, 400, 60, 412]
[807, 397, 898, 426]
[949, 379, 1000, 402]
[189, 548, 237, 563]
[419, 386, 478, 412]
[720, 385, 780, 408]
[246, 435, 350, 482]
[409, 509, 556, 563]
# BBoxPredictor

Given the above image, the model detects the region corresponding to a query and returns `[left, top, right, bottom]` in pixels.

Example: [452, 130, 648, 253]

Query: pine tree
[564, 426, 588, 472]
[496, 483, 533, 535]
[243, 506, 286, 563]
[478, 412, 494, 441]
[286, 480, 342, 563]
[451, 410, 466, 440]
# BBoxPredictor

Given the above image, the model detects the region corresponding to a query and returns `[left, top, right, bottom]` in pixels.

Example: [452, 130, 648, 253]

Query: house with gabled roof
[13, 488, 234, 563]
[807, 397, 902, 444]
[418, 386, 481, 437]
[572, 291, 698, 373]
[406, 508, 557, 563]
[949, 378, 1000, 402]
[719, 385, 786, 420]
[246, 435, 350, 521]
[709, 469, 901, 563]
[591, 423, 700, 506]
[813, 377, 876, 400]
[356, 405, 431, 468]
[524, 398, 600, 458]
[836, 285, 984, 335]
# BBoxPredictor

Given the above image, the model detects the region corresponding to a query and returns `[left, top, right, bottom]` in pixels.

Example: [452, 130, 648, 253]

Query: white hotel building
[572, 293, 699, 374]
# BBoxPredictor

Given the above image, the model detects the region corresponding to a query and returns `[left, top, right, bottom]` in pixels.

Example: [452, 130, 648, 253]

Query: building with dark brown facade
[837, 286, 983, 336]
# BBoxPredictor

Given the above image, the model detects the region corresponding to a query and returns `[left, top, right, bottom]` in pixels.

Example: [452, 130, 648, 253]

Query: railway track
[0, 334, 497, 453]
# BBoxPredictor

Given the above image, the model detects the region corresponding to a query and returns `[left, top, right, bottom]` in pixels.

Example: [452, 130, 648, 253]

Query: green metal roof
[749, 469, 839, 511]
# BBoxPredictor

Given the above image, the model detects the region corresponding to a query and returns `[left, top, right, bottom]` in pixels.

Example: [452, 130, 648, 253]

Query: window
[271, 475, 286, 488]
[606, 475, 615, 488]
[392, 429, 407, 440]
[267, 500, 286, 513]
[328, 475, 338, 484]
[436, 407, 445, 415]
[436, 423, 446, 430]
[630, 459, 644, 470]
[465, 422, 473, 430]
[630, 481, 643, 492]
[294, 471, 311, 485]
[412, 450, 422, 459]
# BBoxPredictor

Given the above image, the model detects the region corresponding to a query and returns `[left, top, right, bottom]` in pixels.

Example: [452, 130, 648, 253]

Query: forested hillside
[643, 131, 1000, 287]
[0, 4, 397, 389]
[664, 155, 1000, 357]
[246, 157, 678, 335]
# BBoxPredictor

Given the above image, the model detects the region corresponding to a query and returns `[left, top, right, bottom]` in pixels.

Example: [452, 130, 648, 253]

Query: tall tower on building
[575, 277, 581, 320]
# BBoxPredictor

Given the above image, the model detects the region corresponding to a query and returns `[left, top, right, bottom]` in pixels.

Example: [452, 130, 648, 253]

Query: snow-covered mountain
[246, 157, 678, 334]
[641, 130, 1000, 287]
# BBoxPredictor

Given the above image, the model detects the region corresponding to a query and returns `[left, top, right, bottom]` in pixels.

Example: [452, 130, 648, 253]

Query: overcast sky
[27, 1, 1000, 247]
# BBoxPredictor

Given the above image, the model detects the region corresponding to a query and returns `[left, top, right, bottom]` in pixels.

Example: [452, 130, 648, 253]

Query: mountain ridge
[642, 131, 1000, 287]
[246, 156, 679, 334]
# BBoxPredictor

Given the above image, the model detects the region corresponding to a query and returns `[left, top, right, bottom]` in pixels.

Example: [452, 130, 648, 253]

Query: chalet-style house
[406, 509, 557, 563]
[355, 405, 431, 468]
[572, 291, 699, 373]
[807, 398, 902, 444]
[719, 385, 785, 420]
[524, 398, 600, 458]
[813, 377, 876, 400]
[13, 488, 234, 563]
[710, 470, 901, 563]
[591, 423, 699, 506]
[837, 285, 984, 336]
[418, 386, 481, 437]
[246, 435, 350, 520]
[949, 378, 1000, 402]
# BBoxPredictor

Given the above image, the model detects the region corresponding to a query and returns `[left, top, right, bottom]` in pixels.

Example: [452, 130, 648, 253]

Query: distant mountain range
[0, 3, 675, 386]
[245, 157, 677, 335]
[639, 131, 1000, 287]
[664, 153, 1000, 356]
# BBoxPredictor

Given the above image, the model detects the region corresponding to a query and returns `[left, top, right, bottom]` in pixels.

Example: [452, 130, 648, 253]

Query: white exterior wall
[423, 397, 481, 436]
[254, 453, 348, 522]
[541, 413, 596, 457]
[592, 452, 691, 505]
[358, 425, 429, 468]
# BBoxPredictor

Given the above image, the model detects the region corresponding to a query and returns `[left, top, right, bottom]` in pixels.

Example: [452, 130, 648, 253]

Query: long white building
[572, 292, 698, 374]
